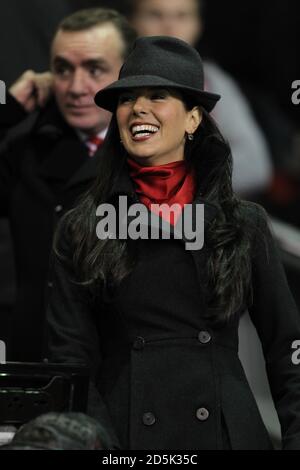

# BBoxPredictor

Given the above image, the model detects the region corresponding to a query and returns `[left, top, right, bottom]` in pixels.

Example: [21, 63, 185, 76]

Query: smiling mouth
[130, 124, 160, 141]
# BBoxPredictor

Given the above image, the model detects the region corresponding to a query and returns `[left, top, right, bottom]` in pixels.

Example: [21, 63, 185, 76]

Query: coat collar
[33, 98, 68, 139]
[64, 149, 103, 190]
[105, 135, 227, 230]
[105, 161, 219, 304]
[30, 99, 104, 188]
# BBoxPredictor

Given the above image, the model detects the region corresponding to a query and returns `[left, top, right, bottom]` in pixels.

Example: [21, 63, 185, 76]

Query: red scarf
[127, 158, 196, 225]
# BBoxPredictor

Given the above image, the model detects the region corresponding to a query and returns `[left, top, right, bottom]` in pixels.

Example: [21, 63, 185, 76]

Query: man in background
[0, 8, 136, 361]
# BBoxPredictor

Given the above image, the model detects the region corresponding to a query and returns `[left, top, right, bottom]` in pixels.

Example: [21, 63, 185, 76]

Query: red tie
[85, 135, 104, 157]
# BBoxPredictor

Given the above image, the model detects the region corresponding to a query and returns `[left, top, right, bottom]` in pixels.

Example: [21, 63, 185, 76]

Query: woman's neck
[128, 155, 185, 167]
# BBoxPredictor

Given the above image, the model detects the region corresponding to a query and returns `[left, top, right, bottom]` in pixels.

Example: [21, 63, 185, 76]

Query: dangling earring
[187, 133, 194, 141]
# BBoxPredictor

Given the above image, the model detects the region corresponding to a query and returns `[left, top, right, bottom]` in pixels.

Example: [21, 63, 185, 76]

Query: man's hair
[57, 8, 137, 58]
[124, 0, 203, 18]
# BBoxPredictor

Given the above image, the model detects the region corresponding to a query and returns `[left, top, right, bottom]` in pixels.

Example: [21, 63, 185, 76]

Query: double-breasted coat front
[47, 158, 300, 450]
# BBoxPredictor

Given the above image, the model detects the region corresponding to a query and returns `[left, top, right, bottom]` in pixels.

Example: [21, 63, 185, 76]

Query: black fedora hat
[94, 36, 221, 113]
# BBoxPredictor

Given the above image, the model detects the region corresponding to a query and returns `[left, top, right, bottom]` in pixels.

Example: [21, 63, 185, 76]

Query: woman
[46, 36, 300, 450]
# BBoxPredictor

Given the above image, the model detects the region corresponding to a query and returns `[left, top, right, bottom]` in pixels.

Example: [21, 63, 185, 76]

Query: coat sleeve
[45, 222, 122, 450]
[248, 203, 300, 449]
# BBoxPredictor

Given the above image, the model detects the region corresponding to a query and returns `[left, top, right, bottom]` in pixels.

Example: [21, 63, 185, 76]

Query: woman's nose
[132, 96, 149, 114]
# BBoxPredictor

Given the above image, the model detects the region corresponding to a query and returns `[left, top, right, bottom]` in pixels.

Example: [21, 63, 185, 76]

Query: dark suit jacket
[46, 159, 300, 450]
[0, 93, 102, 361]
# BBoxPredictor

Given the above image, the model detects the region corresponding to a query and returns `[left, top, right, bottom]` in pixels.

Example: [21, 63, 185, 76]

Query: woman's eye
[151, 93, 167, 100]
[119, 95, 134, 104]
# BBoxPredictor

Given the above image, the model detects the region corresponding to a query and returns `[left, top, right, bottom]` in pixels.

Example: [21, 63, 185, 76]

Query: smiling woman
[116, 87, 202, 166]
[46, 36, 300, 450]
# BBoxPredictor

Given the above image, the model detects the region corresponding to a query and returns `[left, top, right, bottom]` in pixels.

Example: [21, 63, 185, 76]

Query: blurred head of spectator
[127, 0, 202, 46]
[51, 8, 136, 136]
[125, 0, 274, 197]
[0, 412, 113, 450]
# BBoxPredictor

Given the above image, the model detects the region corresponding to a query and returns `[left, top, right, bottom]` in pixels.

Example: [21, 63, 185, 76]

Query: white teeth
[134, 132, 151, 138]
[131, 124, 159, 136]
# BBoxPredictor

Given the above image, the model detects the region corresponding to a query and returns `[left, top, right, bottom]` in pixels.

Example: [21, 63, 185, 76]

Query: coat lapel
[64, 149, 103, 191]
[188, 198, 219, 302]
[19, 141, 55, 208]
[37, 134, 87, 183]
[18, 100, 92, 205]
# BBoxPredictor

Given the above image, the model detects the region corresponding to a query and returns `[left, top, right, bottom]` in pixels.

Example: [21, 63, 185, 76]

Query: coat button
[196, 407, 210, 421]
[142, 412, 156, 426]
[55, 204, 63, 213]
[198, 330, 211, 344]
[132, 336, 145, 350]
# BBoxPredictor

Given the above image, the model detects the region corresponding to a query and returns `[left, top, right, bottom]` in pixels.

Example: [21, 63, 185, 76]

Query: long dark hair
[55, 97, 255, 324]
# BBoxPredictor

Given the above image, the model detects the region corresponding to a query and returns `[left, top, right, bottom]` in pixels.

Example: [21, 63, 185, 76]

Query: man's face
[51, 24, 124, 135]
[131, 0, 202, 46]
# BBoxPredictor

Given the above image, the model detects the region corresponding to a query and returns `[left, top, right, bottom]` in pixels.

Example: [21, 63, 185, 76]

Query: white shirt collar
[75, 127, 108, 143]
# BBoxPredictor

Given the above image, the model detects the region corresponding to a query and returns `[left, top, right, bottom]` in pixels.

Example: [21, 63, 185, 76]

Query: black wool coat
[46, 163, 300, 450]
[0, 94, 102, 361]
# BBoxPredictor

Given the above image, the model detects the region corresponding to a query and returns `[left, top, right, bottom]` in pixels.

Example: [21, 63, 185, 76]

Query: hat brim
[94, 75, 221, 113]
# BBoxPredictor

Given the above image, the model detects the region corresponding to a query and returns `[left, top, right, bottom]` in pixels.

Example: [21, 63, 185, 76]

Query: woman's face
[116, 87, 202, 166]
